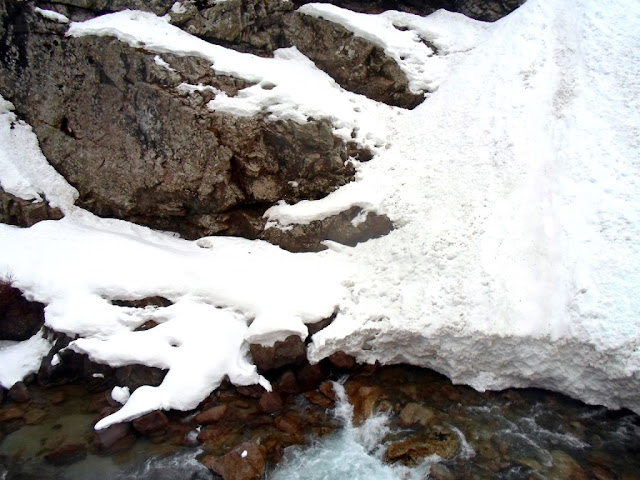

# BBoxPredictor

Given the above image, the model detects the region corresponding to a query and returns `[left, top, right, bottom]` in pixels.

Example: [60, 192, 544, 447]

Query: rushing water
[1, 367, 639, 479]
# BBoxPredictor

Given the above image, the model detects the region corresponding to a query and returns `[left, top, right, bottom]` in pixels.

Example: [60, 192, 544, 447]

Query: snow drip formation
[1, 0, 640, 430]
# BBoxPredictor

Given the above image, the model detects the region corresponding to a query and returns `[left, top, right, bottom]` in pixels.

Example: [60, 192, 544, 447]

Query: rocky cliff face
[0, 0, 523, 250]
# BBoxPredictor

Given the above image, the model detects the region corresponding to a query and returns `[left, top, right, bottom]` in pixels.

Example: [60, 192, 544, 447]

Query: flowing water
[1, 366, 639, 479]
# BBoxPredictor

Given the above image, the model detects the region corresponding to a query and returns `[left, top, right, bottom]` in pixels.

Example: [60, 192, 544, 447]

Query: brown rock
[195, 404, 229, 425]
[274, 414, 301, 435]
[385, 429, 459, 465]
[548, 450, 588, 480]
[0, 188, 63, 231]
[305, 390, 335, 409]
[258, 392, 284, 414]
[275, 370, 300, 395]
[398, 403, 435, 427]
[236, 384, 267, 398]
[328, 351, 356, 370]
[296, 363, 326, 391]
[44, 443, 87, 466]
[319, 381, 337, 402]
[8, 382, 30, 403]
[132, 410, 169, 436]
[49, 391, 66, 405]
[203, 442, 266, 480]
[93, 422, 131, 450]
[24, 408, 47, 425]
[0, 406, 24, 422]
[250, 335, 306, 372]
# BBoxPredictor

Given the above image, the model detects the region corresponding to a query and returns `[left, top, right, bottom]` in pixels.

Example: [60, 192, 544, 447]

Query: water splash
[268, 381, 436, 480]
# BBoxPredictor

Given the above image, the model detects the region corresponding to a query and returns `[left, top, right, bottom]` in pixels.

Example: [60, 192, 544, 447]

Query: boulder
[44, 443, 87, 466]
[93, 422, 131, 449]
[195, 404, 229, 425]
[258, 392, 284, 414]
[132, 410, 169, 436]
[296, 363, 326, 391]
[384, 428, 459, 465]
[0, 5, 354, 244]
[250, 335, 307, 372]
[328, 351, 356, 370]
[398, 402, 436, 427]
[0, 283, 45, 341]
[8, 382, 30, 404]
[203, 442, 266, 480]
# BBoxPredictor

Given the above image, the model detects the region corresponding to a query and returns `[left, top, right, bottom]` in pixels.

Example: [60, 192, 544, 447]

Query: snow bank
[1, 0, 640, 426]
[0, 330, 52, 388]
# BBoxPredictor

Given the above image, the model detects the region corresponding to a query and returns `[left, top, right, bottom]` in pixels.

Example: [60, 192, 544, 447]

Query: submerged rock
[384, 428, 459, 464]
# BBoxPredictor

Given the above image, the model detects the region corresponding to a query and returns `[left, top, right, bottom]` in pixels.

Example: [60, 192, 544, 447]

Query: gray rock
[0, 4, 354, 244]
[285, 11, 424, 109]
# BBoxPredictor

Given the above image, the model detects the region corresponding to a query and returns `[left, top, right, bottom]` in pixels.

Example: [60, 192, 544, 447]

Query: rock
[8, 382, 30, 403]
[169, 0, 295, 56]
[44, 443, 87, 466]
[328, 351, 356, 370]
[274, 414, 301, 435]
[195, 405, 229, 425]
[307, 315, 335, 337]
[132, 410, 169, 436]
[0, 188, 64, 228]
[115, 364, 166, 392]
[305, 390, 335, 408]
[398, 403, 435, 427]
[93, 422, 131, 450]
[285, 11, 424, 109]
[250, 335, 307, 372]
[275, 370, 300, 395]
[296, 363, 326, 391]
[236, 385, 267, 398]
[428, 464, 456, 480]
[111, 296, 172, 309]
[203, 442, 266, 480]
[24, 408, 47, 425]
[258, 392, 284, 414]
[0, 7, 354, 245]
[0, 406, 24, 423]
[261, 206, 394, 252]
[385, 428, 459, 465]
[548, 450, 588, 480]
[0, 283, 45, 341]
[319, 381, 337, 402]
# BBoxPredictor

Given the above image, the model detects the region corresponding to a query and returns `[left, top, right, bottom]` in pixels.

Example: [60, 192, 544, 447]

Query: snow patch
[34, 7, 69, 24]
[0, 330, 52, 389]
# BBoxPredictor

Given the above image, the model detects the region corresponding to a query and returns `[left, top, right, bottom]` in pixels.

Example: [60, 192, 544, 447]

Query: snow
[1, 0, 640, 427]
[0, 98, 78, 209]
[34, 7, 70, 24]
[0, 330, 52, 388]
[111, 386, 130, 404]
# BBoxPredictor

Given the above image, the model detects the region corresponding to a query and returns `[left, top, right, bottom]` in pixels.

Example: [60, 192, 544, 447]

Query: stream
[1, 366, 639, 479]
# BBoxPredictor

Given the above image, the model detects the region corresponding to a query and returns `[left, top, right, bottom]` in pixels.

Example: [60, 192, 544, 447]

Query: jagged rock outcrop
[284, 11, 424, 109]
[0, 189, 63, 227]
[0, 3, 355, 243]
[169, 0, 295, 55]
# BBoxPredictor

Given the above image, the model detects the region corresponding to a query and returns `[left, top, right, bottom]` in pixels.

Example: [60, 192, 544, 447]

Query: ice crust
[1, 0, 640, 427]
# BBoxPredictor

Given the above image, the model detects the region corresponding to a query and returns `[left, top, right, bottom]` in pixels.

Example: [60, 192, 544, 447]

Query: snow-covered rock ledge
[1, 0, 640, 427]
